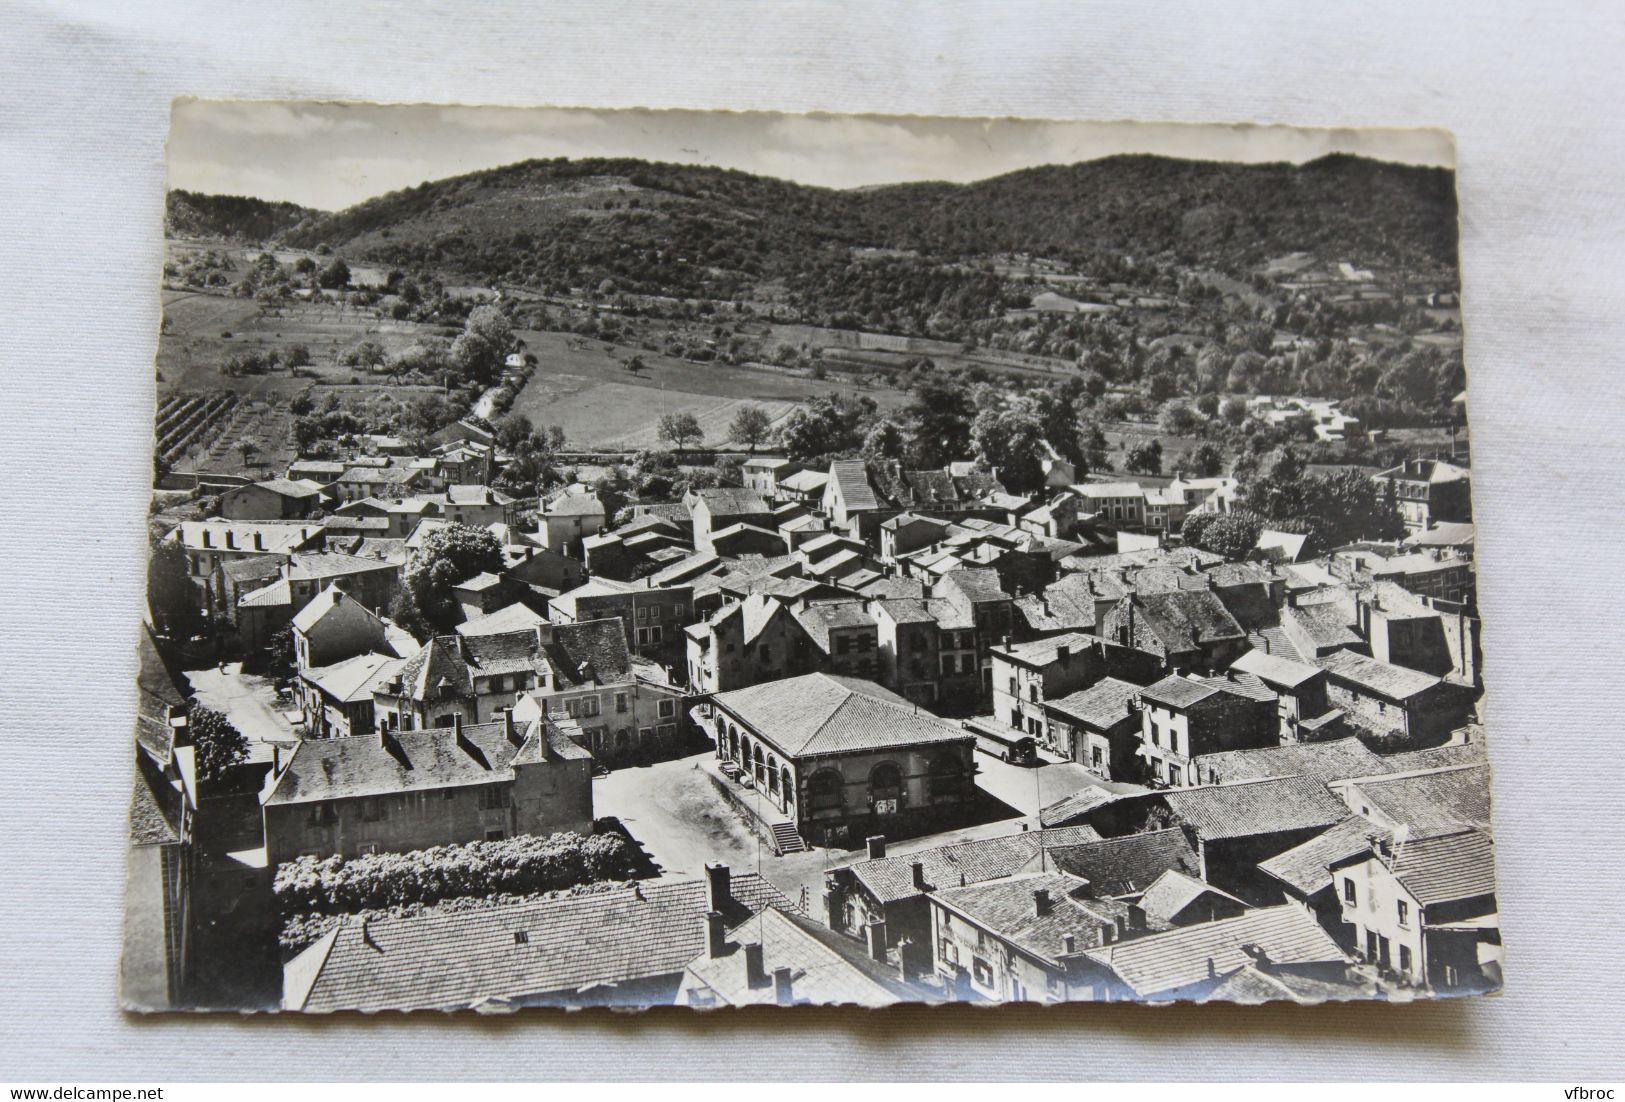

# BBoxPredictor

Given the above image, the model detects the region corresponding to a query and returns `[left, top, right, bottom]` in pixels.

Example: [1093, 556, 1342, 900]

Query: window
[485, 830, 505, 842]
[809, 770, 844, 813]
[673, 604, 684, 619]
[359, 842, 379, 856]
[1399, 945, 1412, 974]
[442, 788, 456, 801]
[759, 644, 771, 663]
[1009, 676, 1019, 694]
[648, 626, 663, 643]
[581, 697, 601, 717]
[616, 693, 628, 714]
[637, 606, 649, 623]
[1344, 879, 1358, 906]
[479, 786, 509, 810]
[1167, 729, 1179, 755]
[972, 956, 994, 988]
[658, 698, 676, 718]
[836, 636, 852, 655]
[1166, 762, 1181, 786]
[1397, 900, 1409, 927]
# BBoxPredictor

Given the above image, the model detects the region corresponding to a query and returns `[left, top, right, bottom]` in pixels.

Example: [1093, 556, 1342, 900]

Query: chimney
[704, 862, 732, 913]
[910, 861, 927, 891]
[773, 966, 795, 1006]
[1033, 888, 1052, 917]
[253, 531, 264, 550]
[452, 712, 465, 744]
[865, 835, 886, 861]
[1115, 915, 1129, 938]
[272, 744, 282, 773]
[864, 919, 888, 962]
[1056, 643, 1070, 663]
[1241, 943, 1274, 973]
[225, 530, 236, 550]
[1062, 934, 1076, 955]
[703, 911, 726, 959]
[744, 941, 767, 987]
[1206, 956, 1217, 979]
[1128, 903, 1146, 931]
[377, 717, 390, 748]
[501, 708, 518, 744]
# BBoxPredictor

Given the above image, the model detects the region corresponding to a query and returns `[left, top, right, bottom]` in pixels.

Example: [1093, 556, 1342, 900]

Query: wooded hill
[167, 153, 1459, 301]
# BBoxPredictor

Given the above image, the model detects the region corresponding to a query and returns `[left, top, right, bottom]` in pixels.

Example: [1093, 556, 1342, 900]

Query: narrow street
[183, 662, 298, 763]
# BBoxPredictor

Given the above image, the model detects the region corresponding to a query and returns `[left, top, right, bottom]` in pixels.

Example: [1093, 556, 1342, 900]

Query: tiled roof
[792, 602, 877, 652]
[247, 476, 324, 500]
[1161, 776, 1349, 840]
[684, 907, 921, 1007]
[285, 551, 397, 582]
[1377, 741, 1488, 773]
[544, 491, 605, 517]
[998, 632, 1094, 670]
[445, 484, 514, 506]
[933, 873, 1155, 963]
[1319, 648, 1443, 701]
[1084, 904, 1348, 999]
[1136, 870, 1246, 925]
[1015, 574, 1102, 634]
[779, 469, 829, 494]
[302, 652, 404, 705]
[1133, 589, 1247, 649]
[171, 520, 323, 555]
[456, 603, 547, 637]
[1339, 764, 1493, 834]
[1076, 481, 1145, 499]
[290, 586, 383, 634]
[1197, 671, 1277, 703]
[826, 460, 880, 510]
[1388, 829, 1496, 905]
[1044, 678, 1143, 731]
[714, 673, 971, 758]
[1231, 648, 1323, 689]
[847, 827, 1102, 904]
[872, 597, 937, 626]
[129, 746, 185, 847]
[940, 567, 1007, 605]
[1258, 816, 1386, 896]
[1139, 673, 1221, 710]
[238, 577, 293, 609]
[1044, 829, 1200, 897]
[286, 872, 793, 1012]
[263, 717, 585, 806]
[1203, 962, 1373, 1004]
[1038, 785, 1129, 829]
[1287, 604, 1363, 649]
[691, 487, 771, 516]
[859, 576, 928, 601]
[1197, 738, 1386, 786]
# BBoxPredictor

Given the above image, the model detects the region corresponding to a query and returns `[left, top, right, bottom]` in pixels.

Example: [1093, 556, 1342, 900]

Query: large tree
[450, 304, 513, 387]
[401, 523, 505, 633]
[657, 411, 704, 451]
[1126, 439, 1164, 476]
[970, 405, 1049, 493]
[905, 376, 975, 468]
[727, 405, 774, 452]
[188, 704, 249, 782]
[147, 540, 202, 639]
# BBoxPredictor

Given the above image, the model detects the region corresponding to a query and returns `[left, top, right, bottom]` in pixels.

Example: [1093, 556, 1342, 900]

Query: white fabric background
[2, 0, 1622, 1081]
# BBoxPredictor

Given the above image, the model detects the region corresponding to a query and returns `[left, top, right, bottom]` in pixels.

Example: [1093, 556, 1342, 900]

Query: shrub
[272, 831, 639, 918]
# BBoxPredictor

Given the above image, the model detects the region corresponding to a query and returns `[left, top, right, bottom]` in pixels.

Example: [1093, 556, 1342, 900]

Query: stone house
[1135, 673, 1279, 788]
[260, 712, 594, 866]
[710, 673, 977, 849]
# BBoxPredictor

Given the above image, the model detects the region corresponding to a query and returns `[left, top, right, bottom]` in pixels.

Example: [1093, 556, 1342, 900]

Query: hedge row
[273, 831, 639, 917]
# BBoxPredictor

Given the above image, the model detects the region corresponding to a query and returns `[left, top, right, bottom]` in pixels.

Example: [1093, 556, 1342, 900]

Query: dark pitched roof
[940, 567, 1007, 604]
[1319, 648, 1444, 700]
[1196, 738, 1386, 786]
[263, 718, 585, 807]
[1339, 764, 1493, 834]
[1084, 904, 1348, 999]
[1139, 673, 1221, 709]
[1039, 785, 1130, 829]
[1161, 776, 1350, 841]
[932, 873, 1155, 963]
[826, 460, 880, 511]
[684, 907, 922, 1007]
[1136, 870, 1247, 925]
[285, 873, 793, 1012]
[691, 487, 771, 517]
[1044, 677, 1142, 731]
[1377, 741, 1488, 773]
[1045, 829, 1200, 897]
[129, 745, 185, 846]
[792, 601, 877, 652]
[713, 673, 971, 758]
[1258, 817, 1386, 897]
[1132, 589, 1247, 650]
[846, 827, 1101, 904]
[1388, 829, 1496, 905]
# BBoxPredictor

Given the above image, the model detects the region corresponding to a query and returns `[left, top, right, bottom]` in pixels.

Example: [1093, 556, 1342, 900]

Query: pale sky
[168, 100, 1455, 212]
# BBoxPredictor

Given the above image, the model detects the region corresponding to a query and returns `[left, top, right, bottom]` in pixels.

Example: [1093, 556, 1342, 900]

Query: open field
[509, 328, 909, 448]
[158, 289, 455, 398]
